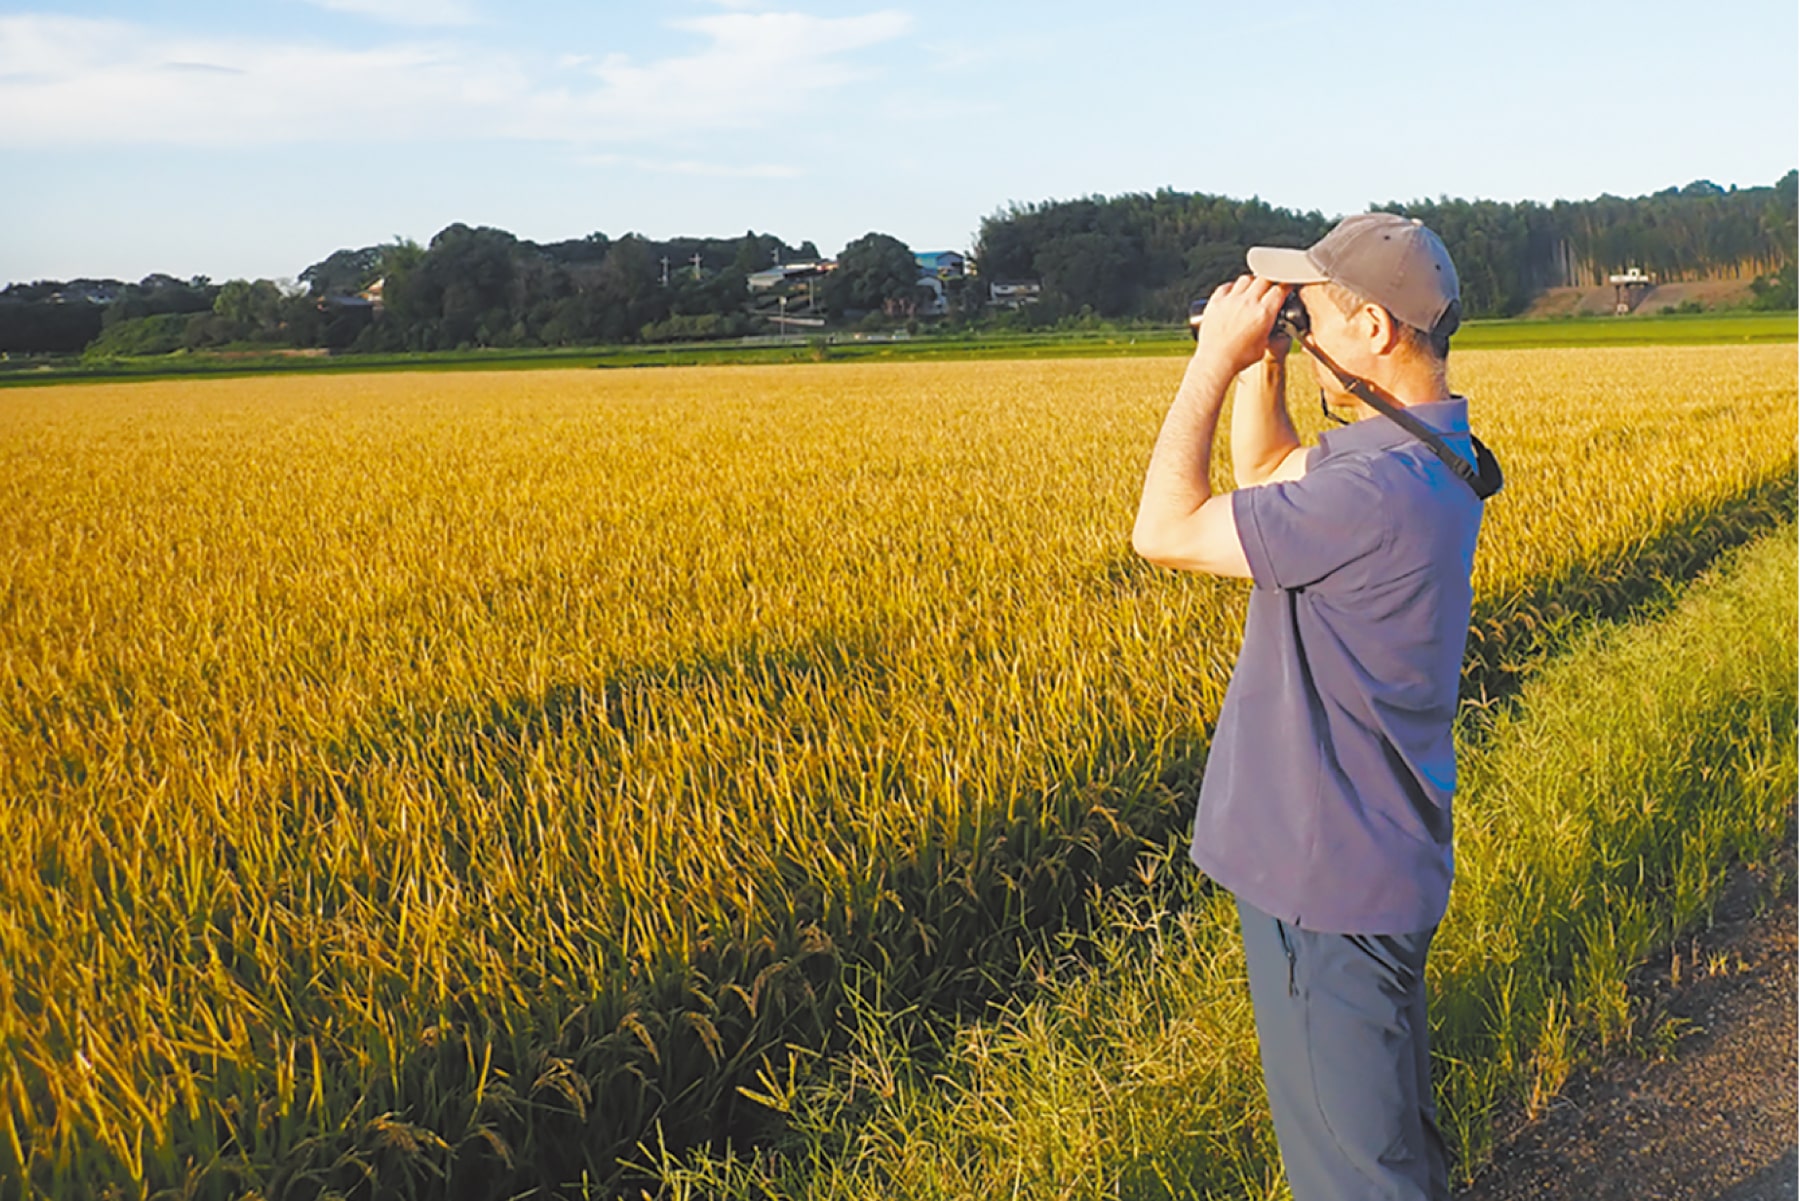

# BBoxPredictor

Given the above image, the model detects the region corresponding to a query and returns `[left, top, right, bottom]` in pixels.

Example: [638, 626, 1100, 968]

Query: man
[1131, 213, 1488, 1201]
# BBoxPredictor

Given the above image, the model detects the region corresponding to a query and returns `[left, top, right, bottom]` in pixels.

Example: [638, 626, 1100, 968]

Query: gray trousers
[1237, 896, 1449, 1201]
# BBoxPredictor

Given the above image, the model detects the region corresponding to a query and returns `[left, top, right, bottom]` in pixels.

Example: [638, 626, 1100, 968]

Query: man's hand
[1193, 275, 1288, 377]
[1132, 278, 1277, 579]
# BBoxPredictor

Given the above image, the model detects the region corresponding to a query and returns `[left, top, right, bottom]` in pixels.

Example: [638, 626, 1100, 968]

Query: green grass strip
[1453, 310, 1798, 349]
[1, 312, 1791, 387]
[647, 522, 1797, 1200]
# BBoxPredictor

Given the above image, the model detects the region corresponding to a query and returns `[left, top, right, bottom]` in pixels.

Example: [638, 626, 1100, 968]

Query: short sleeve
[1231, 461, 1392, 590]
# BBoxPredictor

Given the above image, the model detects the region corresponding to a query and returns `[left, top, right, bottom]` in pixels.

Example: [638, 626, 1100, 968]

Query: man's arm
[1230, 349, 1309, 487]
[1132, 276, 1286, 578]
[1131, 355, 1248, 576]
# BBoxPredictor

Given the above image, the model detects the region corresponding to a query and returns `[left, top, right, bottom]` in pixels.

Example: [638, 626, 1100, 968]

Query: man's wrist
[1178, 355, 1236, 408]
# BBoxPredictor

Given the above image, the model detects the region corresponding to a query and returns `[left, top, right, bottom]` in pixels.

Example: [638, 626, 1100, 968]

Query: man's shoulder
[1287, 443, 1399, 504]
[1241, 450, 1392, 522]
[1317, 427, 1480, 504]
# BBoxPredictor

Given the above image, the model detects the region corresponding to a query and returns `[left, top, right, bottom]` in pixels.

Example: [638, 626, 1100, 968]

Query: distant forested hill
[977, 171, 1797, 320]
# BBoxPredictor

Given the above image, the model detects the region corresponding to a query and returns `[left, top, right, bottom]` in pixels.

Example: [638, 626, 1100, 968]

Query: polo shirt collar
[1318, 395, 1470, 458]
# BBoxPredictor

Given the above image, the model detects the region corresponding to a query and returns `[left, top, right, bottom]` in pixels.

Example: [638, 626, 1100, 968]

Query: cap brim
[1246, 246, 1329, 284]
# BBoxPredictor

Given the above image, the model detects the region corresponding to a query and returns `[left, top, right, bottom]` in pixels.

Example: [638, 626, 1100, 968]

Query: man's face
[1294, 284, 1365, 405]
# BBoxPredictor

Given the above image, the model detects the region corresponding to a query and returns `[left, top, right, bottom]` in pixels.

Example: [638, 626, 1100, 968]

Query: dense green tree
[299, 247, 384, 297]
[1749, 262, 1797, 310]
[0, 298, 104, 353]
[732, 231, 763, 276]
[1033, 231, 1143, 316]
[594, 236, 665, 335]
[212, 279, 285, 339]
[537, 232, 612, 265]
[84, 313, 190, 356]
[373, 226, 523, 349]
[100, 275, 219, 329]
[0, 277, 220, 354]
[977, 191, 1328, 321]
[824, 232, 923, 316]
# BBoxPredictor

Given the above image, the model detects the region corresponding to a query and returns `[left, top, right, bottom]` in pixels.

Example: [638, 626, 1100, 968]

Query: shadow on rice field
[268, 466, 1797, 1196]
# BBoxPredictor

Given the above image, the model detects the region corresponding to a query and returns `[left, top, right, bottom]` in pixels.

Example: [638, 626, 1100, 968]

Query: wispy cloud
[919, 39, 989, 74]
[0, 9, 912, 147]
[581, 152, 802, 178]
[533, 10, 913, 140]
[300, 0, 482, 28]
[160, 60, 247, 75]
[0, 16, 477, 145]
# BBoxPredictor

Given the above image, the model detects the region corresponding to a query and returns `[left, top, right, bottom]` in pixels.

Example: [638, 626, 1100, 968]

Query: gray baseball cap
[1247, 213, 1460, 334]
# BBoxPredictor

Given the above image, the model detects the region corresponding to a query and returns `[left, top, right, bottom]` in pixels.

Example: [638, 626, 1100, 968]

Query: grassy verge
[0, 311, 1791, 387]
[647, 523, 1798, 1200]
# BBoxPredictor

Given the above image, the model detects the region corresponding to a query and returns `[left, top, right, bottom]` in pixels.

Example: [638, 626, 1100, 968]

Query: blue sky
[2, 0, 1795, 285]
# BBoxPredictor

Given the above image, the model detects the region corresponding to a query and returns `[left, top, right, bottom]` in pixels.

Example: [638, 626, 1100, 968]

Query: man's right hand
[1193, 275, 1289, 378]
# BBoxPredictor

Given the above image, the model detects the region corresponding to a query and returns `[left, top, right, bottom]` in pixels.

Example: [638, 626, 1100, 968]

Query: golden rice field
[1, 346, 1794, 1198]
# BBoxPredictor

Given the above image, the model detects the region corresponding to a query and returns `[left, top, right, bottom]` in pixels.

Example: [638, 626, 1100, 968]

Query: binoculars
[1188, 290, 1310, 341]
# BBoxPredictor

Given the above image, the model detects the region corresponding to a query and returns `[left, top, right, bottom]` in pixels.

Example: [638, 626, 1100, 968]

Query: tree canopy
[824, 232, 924, 316]
[972, 173, 1797, 322]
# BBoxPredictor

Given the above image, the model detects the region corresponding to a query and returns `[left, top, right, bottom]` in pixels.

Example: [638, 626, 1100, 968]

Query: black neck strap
[1299, 338, 1504, 501]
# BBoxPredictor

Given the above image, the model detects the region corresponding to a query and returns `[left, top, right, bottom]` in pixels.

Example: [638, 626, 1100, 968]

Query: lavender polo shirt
[1191, 397, 1484, 935]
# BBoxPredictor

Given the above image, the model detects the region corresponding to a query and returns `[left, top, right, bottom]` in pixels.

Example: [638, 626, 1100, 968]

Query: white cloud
[530, 10, 914, 141]
[0, 16, 482, 145]
[0, 9, 912, 148]
[300, 0, 482, 27]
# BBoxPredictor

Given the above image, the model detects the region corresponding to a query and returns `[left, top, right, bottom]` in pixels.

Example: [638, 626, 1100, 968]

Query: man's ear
[1362, 304, 1401, 354]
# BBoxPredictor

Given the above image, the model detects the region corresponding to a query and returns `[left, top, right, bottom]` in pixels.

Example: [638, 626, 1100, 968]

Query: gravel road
[1457, 844, 1796, 1201]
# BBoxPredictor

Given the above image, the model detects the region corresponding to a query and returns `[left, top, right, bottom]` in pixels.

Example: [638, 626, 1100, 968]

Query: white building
[988, 280, 1042, 309]
[747, 261, 835, 292]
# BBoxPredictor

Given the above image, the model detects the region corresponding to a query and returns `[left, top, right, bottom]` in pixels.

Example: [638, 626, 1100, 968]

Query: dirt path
[1457, 847, 1796, 1201]
[1519, 281, 1756, 317]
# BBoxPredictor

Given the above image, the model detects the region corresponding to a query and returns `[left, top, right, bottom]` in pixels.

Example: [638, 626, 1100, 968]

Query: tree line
[2, 172, 1792, 358]
[977, 172, 1796, 321]
[0, 227, 951, 358]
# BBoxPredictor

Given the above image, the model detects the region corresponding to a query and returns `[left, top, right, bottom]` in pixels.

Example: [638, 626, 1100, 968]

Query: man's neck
[1348, 365, 1451, 419]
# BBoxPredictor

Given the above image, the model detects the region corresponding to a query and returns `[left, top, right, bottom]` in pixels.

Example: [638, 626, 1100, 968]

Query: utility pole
[690, 252, 703, 279]
[659, 256, 670, 287]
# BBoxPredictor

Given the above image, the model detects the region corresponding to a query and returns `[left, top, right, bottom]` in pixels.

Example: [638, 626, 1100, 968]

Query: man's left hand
[1193, 275, 1288, 377]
